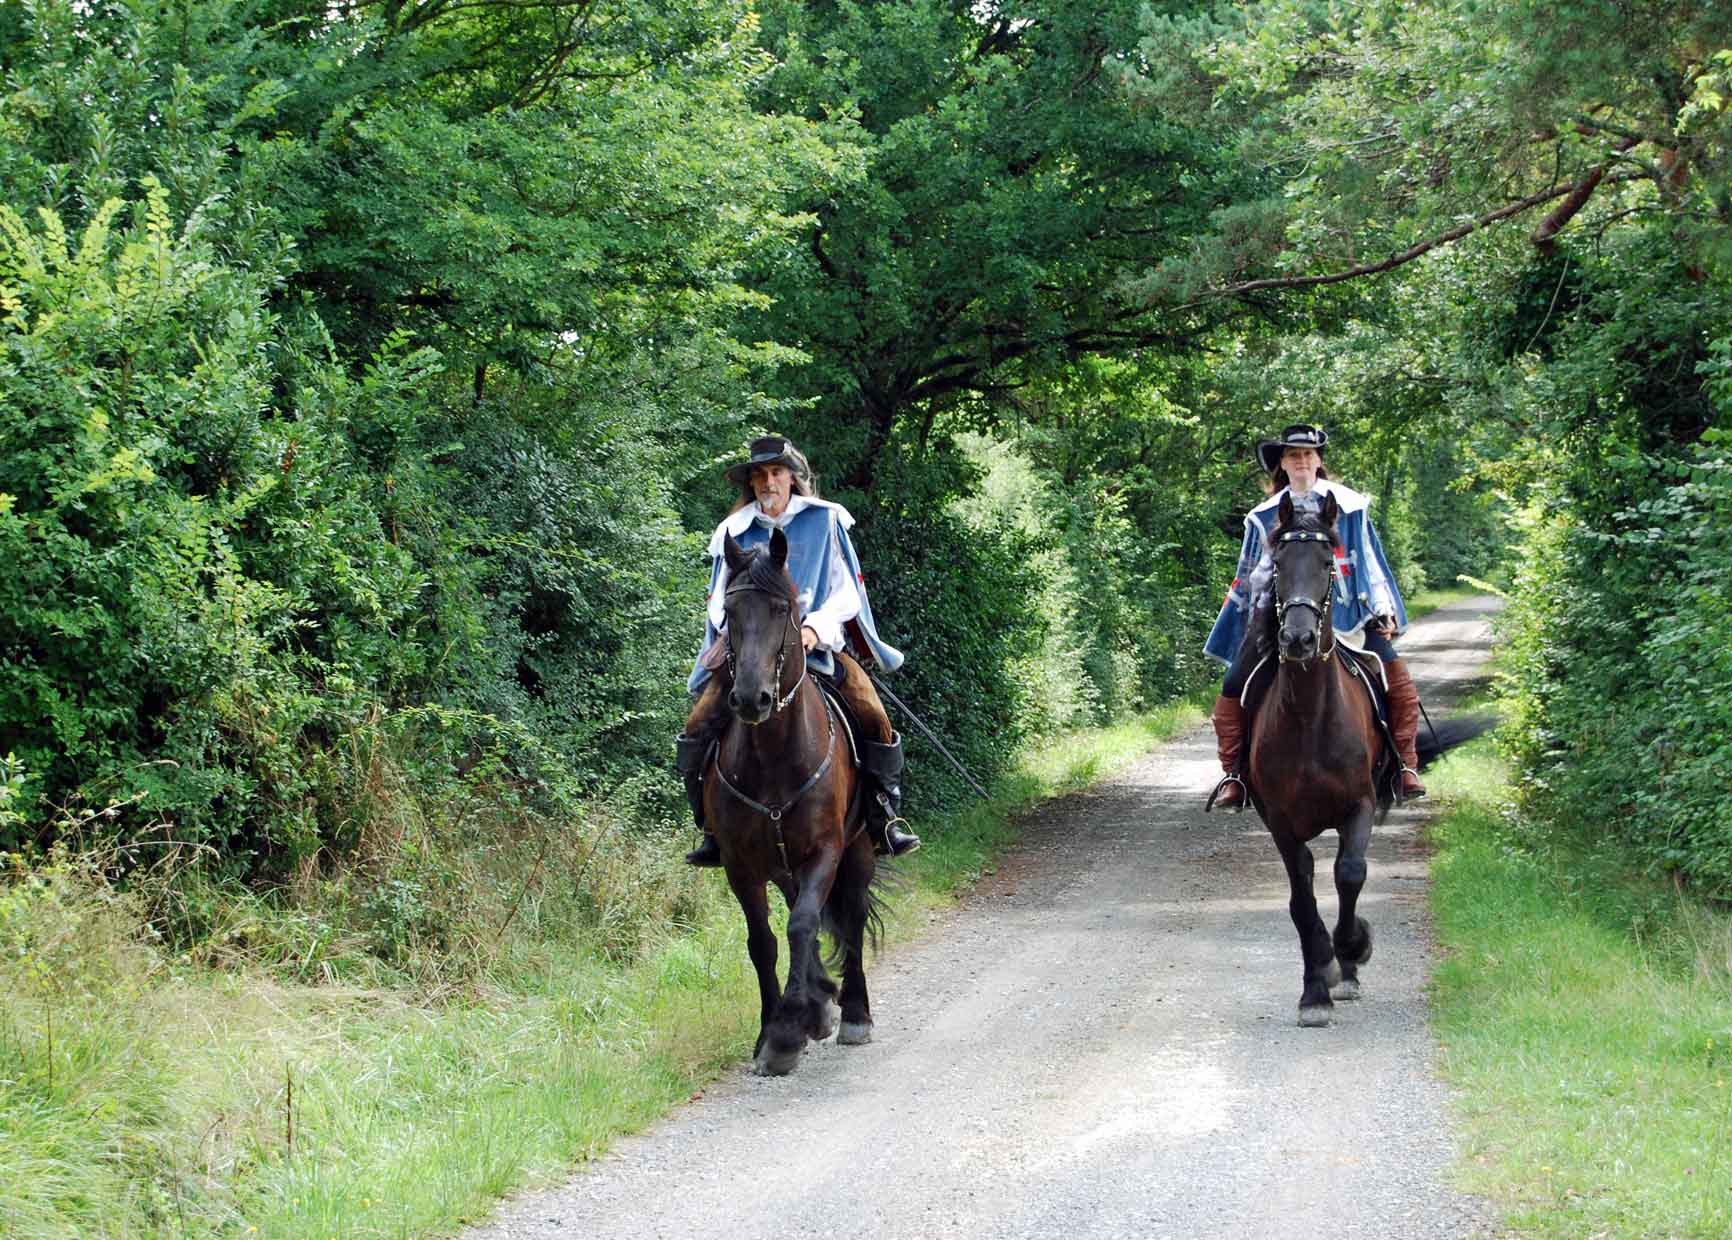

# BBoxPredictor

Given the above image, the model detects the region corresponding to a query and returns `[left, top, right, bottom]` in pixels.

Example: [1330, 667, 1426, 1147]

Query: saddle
[1233, 646, 1405, 809]
[813, 661, 861, 770]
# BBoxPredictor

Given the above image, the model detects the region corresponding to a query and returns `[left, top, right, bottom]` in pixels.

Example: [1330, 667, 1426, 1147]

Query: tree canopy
[1, 0, 1728, 888]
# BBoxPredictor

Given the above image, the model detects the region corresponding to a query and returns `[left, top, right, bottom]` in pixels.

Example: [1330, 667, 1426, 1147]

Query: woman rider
[1204, 424, 1426, 810]
[676, 435, 921, 865]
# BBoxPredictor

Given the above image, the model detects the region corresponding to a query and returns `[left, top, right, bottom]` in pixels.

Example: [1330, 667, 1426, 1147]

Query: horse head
[721, 529, 804, 724]
[1272, 490, 1340, 667]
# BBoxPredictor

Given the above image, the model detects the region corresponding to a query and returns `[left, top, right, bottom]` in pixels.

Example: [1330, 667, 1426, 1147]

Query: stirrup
[873, 799, 921, 857]
[684, 834, 723, 867]
[1396, 766, 1426, 804]
[1205, 773, 1247, 814]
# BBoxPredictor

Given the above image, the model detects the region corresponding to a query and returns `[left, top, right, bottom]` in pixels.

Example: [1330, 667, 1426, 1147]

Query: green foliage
[952, 430, 1216, 733]
[0, 0, 817, 870]
[747, 0, 1266, 487]
[843, 447, 1046, 809]
[0, 184, 291, 848]
[1500, 431, 1732, 893]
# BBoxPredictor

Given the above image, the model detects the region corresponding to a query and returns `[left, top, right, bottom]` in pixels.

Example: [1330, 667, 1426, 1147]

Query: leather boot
[675, 734, 723, 866]
[1209, 694, 1247, 810]
[860, 736, 920, 856]
[1383, 659, 1426, 800]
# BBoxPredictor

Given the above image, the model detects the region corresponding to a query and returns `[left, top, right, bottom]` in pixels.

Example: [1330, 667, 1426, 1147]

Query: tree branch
[1532, 137, 1639, 254]
[1194, 173, 1647, 301]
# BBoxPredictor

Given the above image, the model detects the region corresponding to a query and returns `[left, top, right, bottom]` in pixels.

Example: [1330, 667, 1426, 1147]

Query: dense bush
[0, 187, 422, 859]
[1495, 271, 1732, 892]
[1499, 436, 1732, 893]
[952, 432, 1217, 735]
[835, 446, 1046, 812]
[0, 0, 797, 868]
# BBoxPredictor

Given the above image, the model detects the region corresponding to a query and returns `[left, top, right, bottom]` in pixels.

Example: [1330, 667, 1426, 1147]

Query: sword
[868, 670, 992, 801]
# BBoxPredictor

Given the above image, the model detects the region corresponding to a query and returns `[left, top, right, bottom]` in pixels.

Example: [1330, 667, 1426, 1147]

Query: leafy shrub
[1499, 430, 1732, 893]
[842, 452, 1046, 813]
[0, 186, 454, 866]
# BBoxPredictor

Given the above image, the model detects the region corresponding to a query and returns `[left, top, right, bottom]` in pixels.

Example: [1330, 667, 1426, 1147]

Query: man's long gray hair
[731, 440, 820, 511]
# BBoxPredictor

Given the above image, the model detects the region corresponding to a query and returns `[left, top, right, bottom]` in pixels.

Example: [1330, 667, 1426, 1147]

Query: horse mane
[739, 543, 800, 605]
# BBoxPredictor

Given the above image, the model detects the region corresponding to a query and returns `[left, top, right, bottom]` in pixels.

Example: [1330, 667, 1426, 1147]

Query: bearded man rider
[676, 435, 921, 865]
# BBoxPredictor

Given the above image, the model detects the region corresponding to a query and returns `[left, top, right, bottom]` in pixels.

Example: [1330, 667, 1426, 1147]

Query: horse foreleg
[1271, 825, 1336, 1027]
[830, 836, 877, 1046]
[728, 874, 780, 1061]
[757, 851, 840, 1076]
[1330, 801, 1375, 1000]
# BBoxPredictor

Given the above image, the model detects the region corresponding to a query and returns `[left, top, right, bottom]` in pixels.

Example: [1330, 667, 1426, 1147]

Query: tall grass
[0, 700, 1204, 1238]
[1425, 745, 1732, 1237]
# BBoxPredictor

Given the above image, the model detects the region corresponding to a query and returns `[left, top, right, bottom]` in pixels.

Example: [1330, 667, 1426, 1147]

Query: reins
[711, 697, 839, 874]
[1273, 528, 1337, 664]
[722, 578, 806, 714]
[713, 570, 837, 873]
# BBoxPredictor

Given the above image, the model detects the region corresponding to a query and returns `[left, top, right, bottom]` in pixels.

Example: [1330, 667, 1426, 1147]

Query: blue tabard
[1203, 480, 1407, 665]
[687, 498, 904, 694]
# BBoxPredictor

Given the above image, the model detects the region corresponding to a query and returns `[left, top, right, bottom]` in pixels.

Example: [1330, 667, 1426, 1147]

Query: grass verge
[1407, 584, 1485, 620]
[0, 697, 1205, 1239]
[1424, 744, 1732, 1237]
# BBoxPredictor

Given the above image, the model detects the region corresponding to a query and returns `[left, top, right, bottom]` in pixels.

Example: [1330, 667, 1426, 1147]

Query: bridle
[714, 569, 836, 871]
[722, 577, 806, 715]
[1273, 529, 1336, 664]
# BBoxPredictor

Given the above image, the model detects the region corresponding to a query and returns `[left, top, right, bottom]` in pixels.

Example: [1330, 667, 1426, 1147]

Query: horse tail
[859, 874, 889, 956]
[1416, 712, 1499, 769]
[822, 854, 895, 967]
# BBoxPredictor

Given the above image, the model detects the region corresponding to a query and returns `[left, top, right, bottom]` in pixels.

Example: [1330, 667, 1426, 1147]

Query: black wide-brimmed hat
[1256, 424, 1329, 474]
[724, 434, 804, 484]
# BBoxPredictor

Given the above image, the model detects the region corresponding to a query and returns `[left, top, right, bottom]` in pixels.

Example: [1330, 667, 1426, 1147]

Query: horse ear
[769, 527, 788, 569]
[723, 533, 748, 573]
[1277, 492, 1295, 528]
[1322, 492, 1340, 527]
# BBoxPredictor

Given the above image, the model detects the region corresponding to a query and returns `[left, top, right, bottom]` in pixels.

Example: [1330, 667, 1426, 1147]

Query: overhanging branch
[1193, 172, 1646, 302]
[1533, 138, 1639, 254]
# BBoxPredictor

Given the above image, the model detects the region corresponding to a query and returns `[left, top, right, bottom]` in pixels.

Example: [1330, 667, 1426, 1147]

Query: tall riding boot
[1383, 658, 1426, 800]
[1208, 694, 1248, 811]
[860, 735, 920, 856]
[675, 733, 723, 866]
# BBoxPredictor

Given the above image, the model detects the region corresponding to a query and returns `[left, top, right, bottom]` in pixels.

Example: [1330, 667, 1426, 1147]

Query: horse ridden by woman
[1206, 425, 1488, 1026]
[1244, 489, 1487, 1026]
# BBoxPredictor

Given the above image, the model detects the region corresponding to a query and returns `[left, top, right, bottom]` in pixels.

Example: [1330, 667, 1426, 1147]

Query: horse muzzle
[1279, 624, 1326, 666]
[728, 684, 776, 725]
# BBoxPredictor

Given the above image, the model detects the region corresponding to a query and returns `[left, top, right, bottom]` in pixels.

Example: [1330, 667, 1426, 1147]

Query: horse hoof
[1322, 958, 1342, 987]
[1298, 1005, 1333, 1028]
[812, 1002, 839, 1042]
[1331, 977, 1361, 1001]
[837, 1020, 873, 1046]
[753, 1045, 802, 1076]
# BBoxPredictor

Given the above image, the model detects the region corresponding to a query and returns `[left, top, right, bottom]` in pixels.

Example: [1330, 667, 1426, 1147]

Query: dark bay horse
[1248, 492, 1487, 1027]
[705, 529, 884, 1075]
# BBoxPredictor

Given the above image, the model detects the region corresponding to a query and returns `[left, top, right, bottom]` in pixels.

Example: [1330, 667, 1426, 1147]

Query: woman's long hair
[730, 442, 820, 512]
[1266, 462, 1331, 494]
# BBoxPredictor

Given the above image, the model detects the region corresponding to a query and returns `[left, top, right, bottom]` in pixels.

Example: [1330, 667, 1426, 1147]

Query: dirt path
[466, 597, 1501, 1240]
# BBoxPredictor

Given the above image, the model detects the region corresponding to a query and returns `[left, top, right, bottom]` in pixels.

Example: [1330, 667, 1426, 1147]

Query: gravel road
[465, 596, 1501, 1240]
